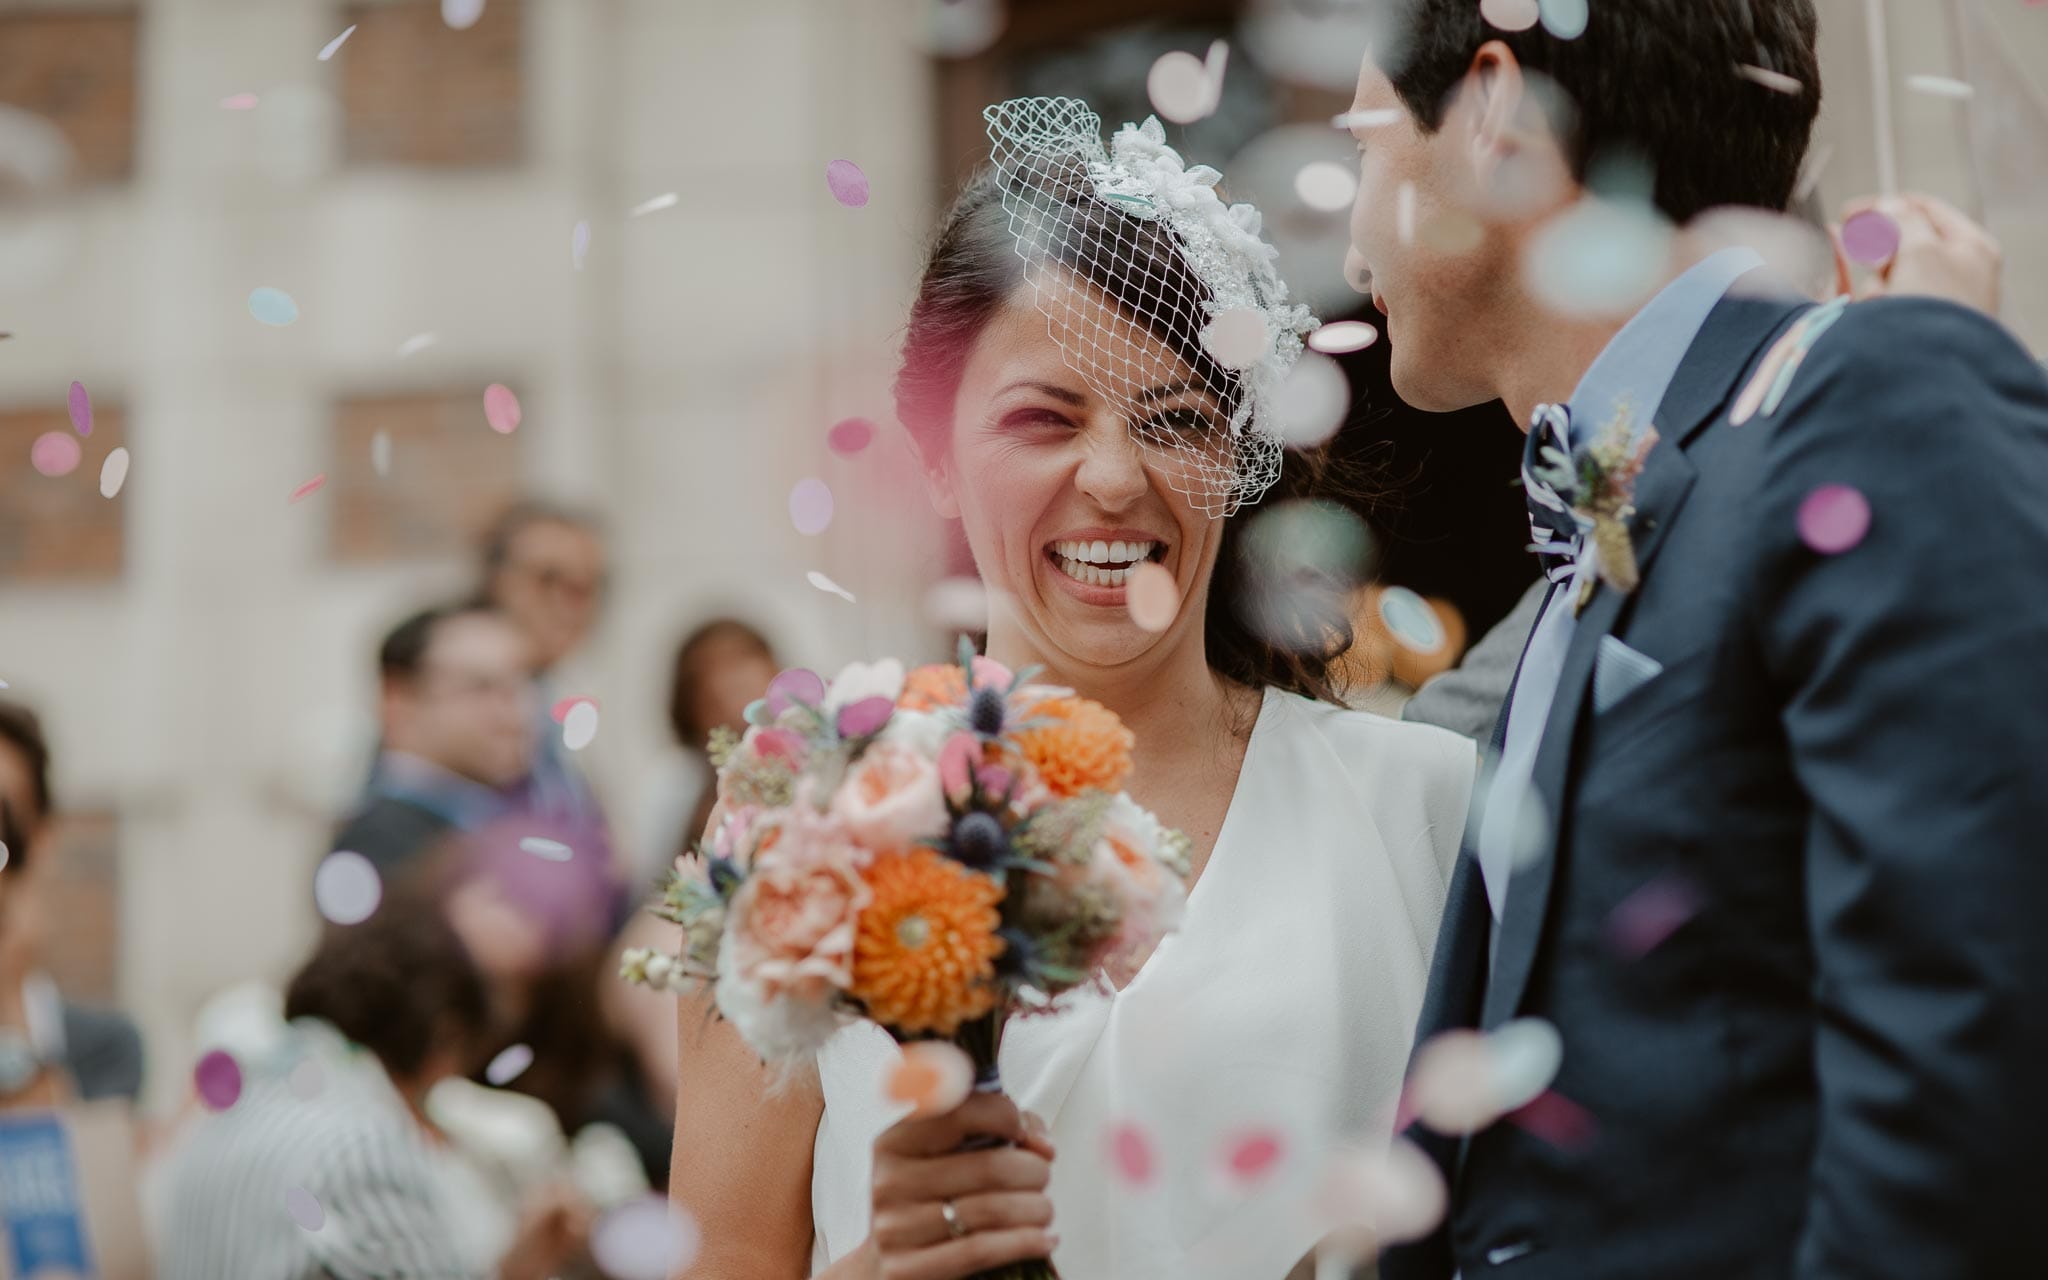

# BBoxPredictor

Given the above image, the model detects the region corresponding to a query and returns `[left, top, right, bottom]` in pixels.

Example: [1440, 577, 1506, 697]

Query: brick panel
[329, 388, 523, 563]
[340, 0, 525, 169]
[0, 10, 139, 186]
[0, 402, 126, 581]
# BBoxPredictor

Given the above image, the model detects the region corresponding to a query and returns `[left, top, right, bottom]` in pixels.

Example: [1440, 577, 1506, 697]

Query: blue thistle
[950, 810, 1009, 869]
[970, 686, 1008, 736]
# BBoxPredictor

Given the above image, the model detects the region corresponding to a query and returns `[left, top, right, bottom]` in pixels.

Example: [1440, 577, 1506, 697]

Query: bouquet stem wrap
[953, 1012, 1058, 1280]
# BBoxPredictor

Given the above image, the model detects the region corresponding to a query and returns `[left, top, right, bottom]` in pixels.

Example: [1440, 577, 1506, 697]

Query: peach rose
[833, 741, 950, 848]
[725, 814, 871, 999]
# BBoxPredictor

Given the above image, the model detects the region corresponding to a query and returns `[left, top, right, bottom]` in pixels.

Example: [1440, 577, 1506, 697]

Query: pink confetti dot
[194, 1049, 243, 1110]
[1506, 1090, 1596, 1150]
[1108, 1121, 1156, 1187]
[483, 383, 522, 434]
[1840, 209, 1900, 266]
[219, 93, 260, 111]
[1606, 875, 1701, 958]
[789, 477, 835, 536]
[68, 381, 92, 436]
[550, 694, 598, 723]
[827, 417, 876, 457]
[30, 432, 80, 477]
[290, 474, 327, 503]
[1798, 484, 1871, 555]
[284, 1186, 326, 1231]
[1126, 561, 1180, 633]
[1223, 1130, 1286, 1183]
[837, 697, 894, 739]
[826, 159, 870, 208]
[766, 668, 825, 716]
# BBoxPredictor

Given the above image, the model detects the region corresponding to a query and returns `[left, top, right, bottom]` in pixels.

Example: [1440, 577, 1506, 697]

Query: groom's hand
[1830, 192, 2003, 316]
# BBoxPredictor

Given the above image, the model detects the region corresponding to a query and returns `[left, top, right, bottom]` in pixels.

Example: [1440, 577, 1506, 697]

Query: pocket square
[1595, 635, 1665, 714]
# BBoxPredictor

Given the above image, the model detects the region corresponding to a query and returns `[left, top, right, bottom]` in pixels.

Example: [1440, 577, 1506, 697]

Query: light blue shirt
[1476, 247, 1764, 923]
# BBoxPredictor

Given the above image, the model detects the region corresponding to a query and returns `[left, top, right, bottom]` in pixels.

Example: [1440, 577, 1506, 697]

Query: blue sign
[0, 1113, 94, 1277]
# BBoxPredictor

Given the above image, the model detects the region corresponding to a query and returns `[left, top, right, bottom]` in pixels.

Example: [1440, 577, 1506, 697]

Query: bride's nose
[1073, 418, 1148, 511]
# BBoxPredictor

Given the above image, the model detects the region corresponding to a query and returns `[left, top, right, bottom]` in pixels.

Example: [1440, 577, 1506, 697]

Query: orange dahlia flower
[850, 848, 1005, 1035]
[1012, 696, 1134, 797]
[897, 664, 968, 713]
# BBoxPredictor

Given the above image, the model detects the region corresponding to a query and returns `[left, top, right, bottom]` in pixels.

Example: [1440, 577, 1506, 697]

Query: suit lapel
[1479, 286, 1809, 1030]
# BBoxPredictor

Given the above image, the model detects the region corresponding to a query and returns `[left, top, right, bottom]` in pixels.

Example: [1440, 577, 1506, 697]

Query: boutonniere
[1530, 400, 1661, 614]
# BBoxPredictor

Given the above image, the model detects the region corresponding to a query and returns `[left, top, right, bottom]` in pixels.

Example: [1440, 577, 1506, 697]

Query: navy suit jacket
[1380, 292, 2048, 1279]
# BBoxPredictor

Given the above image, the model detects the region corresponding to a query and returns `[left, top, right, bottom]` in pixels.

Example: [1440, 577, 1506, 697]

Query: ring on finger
[940, 1198, 968, 1240]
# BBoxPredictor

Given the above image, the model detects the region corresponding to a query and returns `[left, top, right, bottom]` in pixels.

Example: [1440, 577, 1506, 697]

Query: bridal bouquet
[623, 643, 1189, 1271]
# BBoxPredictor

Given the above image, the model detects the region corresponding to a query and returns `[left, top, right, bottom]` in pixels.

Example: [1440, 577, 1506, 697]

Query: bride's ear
[922, 455, 962, 520]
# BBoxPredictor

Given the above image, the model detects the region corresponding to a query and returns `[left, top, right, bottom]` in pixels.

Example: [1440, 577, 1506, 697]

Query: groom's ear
[1464, 41, 1528, 182]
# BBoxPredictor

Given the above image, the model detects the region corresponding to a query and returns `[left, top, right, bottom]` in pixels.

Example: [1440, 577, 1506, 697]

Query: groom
[1345, 3, 2048, 1277]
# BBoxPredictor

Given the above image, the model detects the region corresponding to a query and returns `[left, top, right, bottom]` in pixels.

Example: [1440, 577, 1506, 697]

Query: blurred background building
[0, 0, 2040, 1125]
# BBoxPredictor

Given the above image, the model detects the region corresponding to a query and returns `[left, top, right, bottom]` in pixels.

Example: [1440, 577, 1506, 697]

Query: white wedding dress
[809, 688, 1476, 1278]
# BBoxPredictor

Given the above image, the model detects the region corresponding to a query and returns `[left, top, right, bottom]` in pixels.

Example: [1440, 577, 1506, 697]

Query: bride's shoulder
[1267, 691, 1478, 803]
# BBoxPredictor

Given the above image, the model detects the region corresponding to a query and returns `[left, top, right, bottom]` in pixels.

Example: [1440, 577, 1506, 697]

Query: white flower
[880, 708, 951, 756]
[823, 659, 905, 716]
[713, 939, 848, 1067]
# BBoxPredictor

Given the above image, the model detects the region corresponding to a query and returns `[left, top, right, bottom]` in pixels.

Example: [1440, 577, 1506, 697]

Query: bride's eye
[999, 407, 1076, 433]
[1136, 406, 1222, 444]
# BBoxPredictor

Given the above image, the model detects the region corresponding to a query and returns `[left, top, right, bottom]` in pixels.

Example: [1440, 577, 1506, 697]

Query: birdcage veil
[983, 97, 1319, 518]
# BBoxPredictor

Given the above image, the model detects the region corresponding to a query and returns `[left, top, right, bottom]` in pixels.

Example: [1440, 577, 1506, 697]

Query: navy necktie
[1523, 402, 1582, 584]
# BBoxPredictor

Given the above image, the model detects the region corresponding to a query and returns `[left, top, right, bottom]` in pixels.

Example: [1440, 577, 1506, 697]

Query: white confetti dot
[396, 332, 438, 360]
[284, 1186, 326, 1232]
[1537, 0, 1588, 39]
[1271, 351, 1350, 447]
[1487, 1018, 1565, 1113]
[1293, 160, 1358, 212]
[1906, 74, 1974, 100]
[442, 0, 485, 30]
[1480, 0, 1540, 32]
[808, 571, 856, 603]
[1735, 63, 1804, 95]
[485, 1042, 535, 1086]
[519, 835, 573, 863]
[370, 430, 392, 477]
[1331, 108, 1401, 130]
[572, 219, 591, 270]
[1147, 50, 1218, 124]
[591, 1196, 701, 1280]
[0, 842, 9, 872]
[630, 191, 678, 218]
[288, 1058, 324, 1100]
[99, 446, 130, 499]
[1200, 308, 1271, 371]
[1524, 196, 1673, 319]
[1309, 321, 1378, 354]
[562, 700, 600, 752]
[313, 851, 382, 926]
[1378, 585, 1446, 654]
[317, 25, 356, 61]
[922, 577, 988, 631]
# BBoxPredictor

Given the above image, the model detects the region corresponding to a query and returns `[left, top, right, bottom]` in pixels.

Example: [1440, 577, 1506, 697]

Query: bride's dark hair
[894, 163, 1360, 705]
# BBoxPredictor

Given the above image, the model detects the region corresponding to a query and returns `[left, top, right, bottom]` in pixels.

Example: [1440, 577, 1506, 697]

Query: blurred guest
[0, 700, 144, 1105]
[335, 604, 534, 875]
[152, 884, 593, 1280]
[663, 617, 779, 863]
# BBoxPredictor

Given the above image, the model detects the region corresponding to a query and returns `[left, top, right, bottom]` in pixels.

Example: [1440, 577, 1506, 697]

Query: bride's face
[927, 277, 1229, 675]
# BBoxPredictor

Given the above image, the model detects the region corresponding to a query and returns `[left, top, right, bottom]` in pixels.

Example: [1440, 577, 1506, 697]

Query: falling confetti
[571, 219, 590, 269]
[1317, 1139, 1448, 1249]
[1524, 197, 1672, 319]
[1309, 321, 1378, 354]
[808, 570, 856, 603]
[194, 1049, 244, 1111]
[485, 1042, 536, 1086]
[30, 432, 80, 478]
[826, 417, 876, 456]
[885, 1041, 975, 1117]
[1906, 74, 1974, 100]
[442, 0, 486, 31]
[284, 1186, 326, 1232]
[923, 0, 1006, 59]
[0, 843, 8, 872]
[248, 287, 299, 327]
[1221, 1130, 1287, 1184]
[314, 852, 382, 925]
[1200, 308, 1271, 371]
[1480, 0, 1541, 33]
[290, 474, 327, 503]
[1606, 874, 1701, 957]
[766, 668, 825, 716]
[1736, 63, 1804, 95]
[592, 1196, 703, 1280]
[789, 477, 835, 536]
[483, 383, 521, 434]
[1126, 561, 1180, 633]
[96, 447, 129, 498]
[1293, 160, 1357, 212]
[1378, 586, 1446, 654]
[1396, 181, 1417, 246]
[629, 192, 678, 218]
[1107, 1121, 1156, 1188]
[1487, 1018, 1565, 1114]
[68, 381, 91, 436]
[395, 332, 438, 359]
[838, 697, 894, 738]
[1271, 352, 1350, 447]
[1331, 108, 1401, 130]
[519, 835, 573, 862]
[551, 694, 598, 723]
[1839, 208, 1900, 265]
[1147, 49, 1219, 124]
[1537, 0, 1588, 38]
[370, 430, 391, 476]
[288, 1058, 324, 1100]
[1797, 484, 1870, 554]
[1238, 501, 1375, 654]
[562, 700, 600, 752]
[924, 577, 988, 631]
[825, 159, 870, 208]
[1506, 1090, 1596, 1149]
[317, 24, 357, 61]
[1405, 1030, 1500, 1135]
[219, 93, 260, 111]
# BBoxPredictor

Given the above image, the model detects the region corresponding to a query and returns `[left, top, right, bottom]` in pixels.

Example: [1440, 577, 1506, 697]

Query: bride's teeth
[1091, 540, 1110, 563]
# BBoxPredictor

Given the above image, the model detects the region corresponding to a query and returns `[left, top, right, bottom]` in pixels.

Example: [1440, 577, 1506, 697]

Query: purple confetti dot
[483, 383, 522, 434]
[1798, 484, 1871, 555]
[836, 696, 895, 739]
[68, 381, 92, 436]
[194, 1049, 243, 1110]
[789, 477, 835, 536]
[766, 667, 826, 716]
[1606, 876, 1701, 958]
[827, 417, 876, 457]
[284, 1186, 326, 1231]
[826, 159, 870, 208]
[1840, 209, 1900, 266]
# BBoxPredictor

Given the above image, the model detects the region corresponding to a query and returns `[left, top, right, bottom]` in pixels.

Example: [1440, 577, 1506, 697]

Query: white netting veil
[984, 97, 1320, 517]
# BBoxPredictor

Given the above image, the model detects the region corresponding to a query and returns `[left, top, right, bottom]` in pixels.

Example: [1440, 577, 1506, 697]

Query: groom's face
[1345, 51, 1524, 413]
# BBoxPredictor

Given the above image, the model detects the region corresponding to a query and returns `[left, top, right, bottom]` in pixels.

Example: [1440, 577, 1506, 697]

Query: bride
[671, 98, 1476, 1279]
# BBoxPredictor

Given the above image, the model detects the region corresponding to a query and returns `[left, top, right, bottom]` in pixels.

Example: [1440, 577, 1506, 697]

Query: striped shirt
[153, 1019, 480, 1280]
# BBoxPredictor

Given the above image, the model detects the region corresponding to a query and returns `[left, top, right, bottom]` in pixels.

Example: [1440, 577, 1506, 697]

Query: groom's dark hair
[1385, 0, 1821, 223]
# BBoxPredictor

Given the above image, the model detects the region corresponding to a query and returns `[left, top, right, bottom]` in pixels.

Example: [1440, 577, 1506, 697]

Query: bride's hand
[866, 1090, 1058, 1280]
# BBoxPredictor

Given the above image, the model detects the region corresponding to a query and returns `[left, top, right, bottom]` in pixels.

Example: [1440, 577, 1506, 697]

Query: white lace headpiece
[984, 97, 1320, 517]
